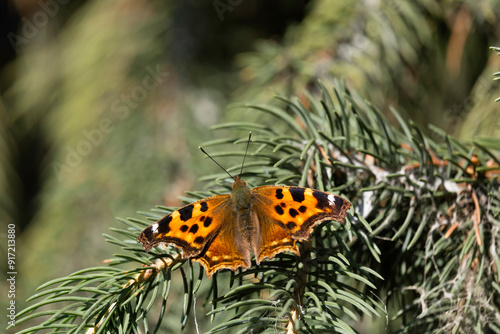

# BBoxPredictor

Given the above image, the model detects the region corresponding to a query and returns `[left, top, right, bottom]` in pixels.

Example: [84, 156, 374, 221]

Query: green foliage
[11, 83, 500, 333]
[235, 0, 500, 139]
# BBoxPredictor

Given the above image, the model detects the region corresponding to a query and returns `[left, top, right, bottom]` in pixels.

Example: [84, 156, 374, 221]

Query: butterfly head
[232, 175, 247, 189]
[231, 175, 252, 210]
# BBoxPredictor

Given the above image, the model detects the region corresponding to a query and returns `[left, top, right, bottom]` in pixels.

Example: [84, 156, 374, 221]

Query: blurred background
[1, 0, 499, 331]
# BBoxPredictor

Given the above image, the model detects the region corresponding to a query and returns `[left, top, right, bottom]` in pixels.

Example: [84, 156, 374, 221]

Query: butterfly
[138, 134, 351, 278]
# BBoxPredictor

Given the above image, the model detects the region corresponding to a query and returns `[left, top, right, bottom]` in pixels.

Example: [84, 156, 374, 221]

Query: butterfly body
[138, 176, 351, 278]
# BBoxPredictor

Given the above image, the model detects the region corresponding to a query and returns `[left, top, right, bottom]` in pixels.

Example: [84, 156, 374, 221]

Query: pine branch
[12, 82, 500, 333]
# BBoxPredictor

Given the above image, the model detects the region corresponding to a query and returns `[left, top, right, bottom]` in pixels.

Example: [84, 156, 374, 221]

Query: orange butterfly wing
[137, 194, 253, 278]
[250, 186, 351, 263]
[138, 194, 230, 256]
[193, 216, 252, 278]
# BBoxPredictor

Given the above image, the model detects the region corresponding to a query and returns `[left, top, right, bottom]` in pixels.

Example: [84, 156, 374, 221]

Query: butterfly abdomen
[230, 180, 262, 261]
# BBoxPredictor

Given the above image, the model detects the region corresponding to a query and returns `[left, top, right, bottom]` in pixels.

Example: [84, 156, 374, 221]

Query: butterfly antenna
[199, 146, 235, 181]
[240, 131, 252, 176]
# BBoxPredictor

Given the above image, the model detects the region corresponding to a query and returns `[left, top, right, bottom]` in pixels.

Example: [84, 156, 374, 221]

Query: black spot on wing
[289, 208, 298, 218]
[180, 225, 189, 233]
[179, 204, 194, 221]
[194, 236, 204, 245]
[189, 224, 199, 234]
[157, 215, 172, 234]
[200, 201, 208, 212]
[286, 221, 297, 229]
[298, 205, 307, 213]
[334, 197, 345, 215]
[275, 205, 284, 215]
[290, 188, 305, 202]
[203, 216, 213, 228]
[313, 190, 330, 210]
[276, 188, 284, 199]
[140, 228, 154, 240]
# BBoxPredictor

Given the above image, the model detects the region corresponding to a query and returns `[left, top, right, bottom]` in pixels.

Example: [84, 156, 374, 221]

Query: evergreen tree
[11, 82, 500, 333]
